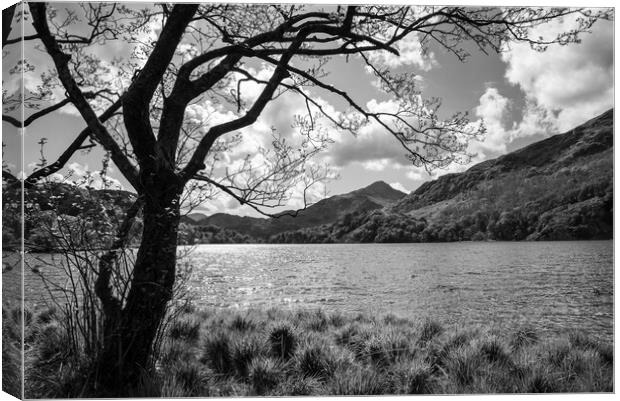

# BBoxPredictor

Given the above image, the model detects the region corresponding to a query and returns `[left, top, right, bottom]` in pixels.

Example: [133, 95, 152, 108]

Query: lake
[183, 241, 613, 342]
[5, 240, 614, 343]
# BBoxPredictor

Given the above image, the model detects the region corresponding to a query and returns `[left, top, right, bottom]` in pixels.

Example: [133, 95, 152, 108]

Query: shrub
[248, 358, 282, 395]
[269, 323, 297, 360]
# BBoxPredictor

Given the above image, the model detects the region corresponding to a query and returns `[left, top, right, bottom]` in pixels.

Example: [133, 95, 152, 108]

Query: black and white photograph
[1, 0, 615, 398]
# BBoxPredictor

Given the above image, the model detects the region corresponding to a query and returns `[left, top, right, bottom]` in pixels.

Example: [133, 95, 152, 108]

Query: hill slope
[272, 109, 613, 243]
[191, 181, 407, 239]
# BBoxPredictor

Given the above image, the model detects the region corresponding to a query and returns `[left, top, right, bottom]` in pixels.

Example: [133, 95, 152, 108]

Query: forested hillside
[270, 109, 613, 243]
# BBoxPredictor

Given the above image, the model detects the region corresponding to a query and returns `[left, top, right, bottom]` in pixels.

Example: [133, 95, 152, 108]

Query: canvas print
[1, 1, 614, 398]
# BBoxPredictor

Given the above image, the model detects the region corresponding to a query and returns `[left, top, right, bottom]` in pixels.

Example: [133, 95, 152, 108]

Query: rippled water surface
[184, 241, 613, 341]
[7, 241, 613, 342]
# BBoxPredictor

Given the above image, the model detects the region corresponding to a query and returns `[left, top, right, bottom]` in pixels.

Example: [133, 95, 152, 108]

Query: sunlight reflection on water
[184, 241, 613, 342]
[11, 240, 613, 343]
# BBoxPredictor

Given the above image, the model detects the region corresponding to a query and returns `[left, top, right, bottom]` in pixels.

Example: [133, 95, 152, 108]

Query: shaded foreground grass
[4, 305, 614, 397]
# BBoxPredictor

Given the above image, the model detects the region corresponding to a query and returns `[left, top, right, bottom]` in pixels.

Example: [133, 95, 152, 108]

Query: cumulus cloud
[473, 87, 511, 155]
[444, 15, 614, 178]
[366, 32, 437, 71]
[388, 181, 409, 194]
[433, 87, 541, 177]
[65, 162, 123, 190]
[327, 99, 416, 168]
[406, 168, 430, 181]
[502, 16, 613, 131]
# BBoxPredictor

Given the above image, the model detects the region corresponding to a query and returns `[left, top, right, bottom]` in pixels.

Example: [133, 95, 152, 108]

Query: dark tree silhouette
[1, 2, 611, 395]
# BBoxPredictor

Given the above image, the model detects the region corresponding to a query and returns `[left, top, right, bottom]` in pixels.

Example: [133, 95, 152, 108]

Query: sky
[1, 1, 615, 217]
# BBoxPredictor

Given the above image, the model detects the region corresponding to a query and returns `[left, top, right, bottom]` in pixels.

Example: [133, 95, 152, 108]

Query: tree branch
[122, 4, 197, 170]
[3, 98, 72, 128]
[24, 97, 124, 187]
[29, 3, 140, 190]
[192, 174, 315, 219]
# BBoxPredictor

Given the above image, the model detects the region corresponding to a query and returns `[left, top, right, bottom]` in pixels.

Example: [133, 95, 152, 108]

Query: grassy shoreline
[3, 305, 614, 397]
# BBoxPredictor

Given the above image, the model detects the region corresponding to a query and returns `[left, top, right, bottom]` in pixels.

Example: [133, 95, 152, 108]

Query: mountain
[182, 213, 208, 224]
[191, 181, 407, 239]
[7, 109, 612, 247]
[394, 109, 613, 214]
[271, 108, 613, 243]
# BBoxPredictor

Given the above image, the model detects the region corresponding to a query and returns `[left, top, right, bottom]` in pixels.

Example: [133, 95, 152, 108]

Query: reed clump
[9, 305, 613, 397]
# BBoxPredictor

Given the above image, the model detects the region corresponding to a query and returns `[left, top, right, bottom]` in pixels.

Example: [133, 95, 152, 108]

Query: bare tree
[2, 2, 611, 395]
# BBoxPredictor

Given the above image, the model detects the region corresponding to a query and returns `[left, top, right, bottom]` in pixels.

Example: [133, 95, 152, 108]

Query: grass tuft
[444, 345, 480, 386]
[229, 314, 256, 332]
[248, 357, 281, 395]
[296, 343, 336, 380]
[479, 337, 511, 366]
[14, 305, 613, 397]
[268, 323, 297, 360]
[510, 326, 538, 351]
[526, 368, 559, 393]
[546, 340, 572, 367]
[168, 361, 210, 397]
[231, 335, 265, 378]
[201, 332, 233, 375]
[329, 366, 388, 395]
[168, 315, 201, 342]
[36, 306, 58, 325]
[277, 376, 322, 396]
[36, 321, 71, 362]
[398, 359, 434, 394]
[305, 310, 329, 332]
[419, 319, 443, 344]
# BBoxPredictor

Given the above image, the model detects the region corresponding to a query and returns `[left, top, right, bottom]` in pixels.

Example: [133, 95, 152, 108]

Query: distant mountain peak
[364, 180, 392, 190]
[354, 180, 406, 197]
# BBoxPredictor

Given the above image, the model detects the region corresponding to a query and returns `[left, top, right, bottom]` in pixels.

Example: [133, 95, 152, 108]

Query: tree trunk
[94, 179, 181, 396]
